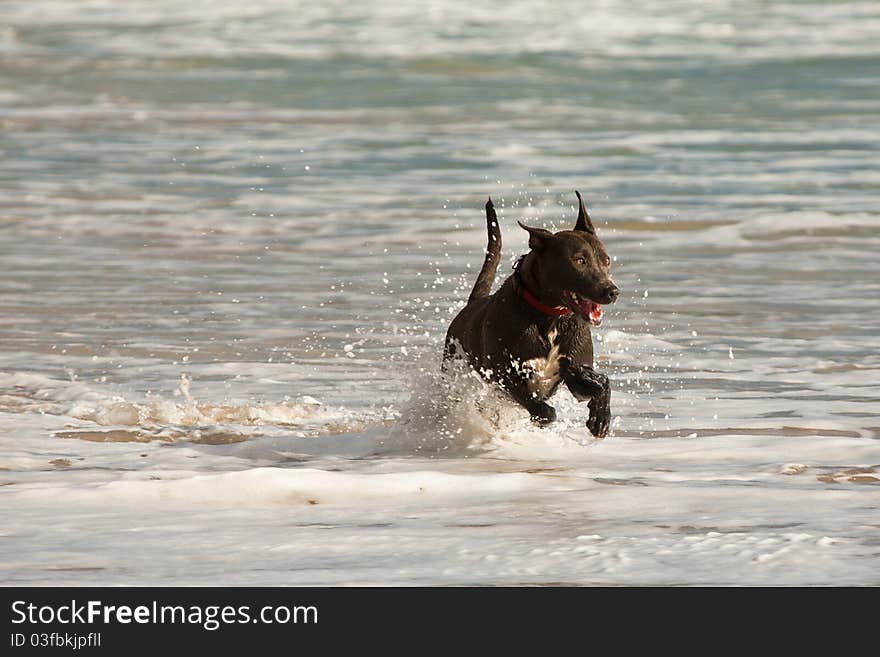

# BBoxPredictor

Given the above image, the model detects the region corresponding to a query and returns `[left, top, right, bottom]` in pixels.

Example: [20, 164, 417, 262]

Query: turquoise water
[1, 1, 878, 585]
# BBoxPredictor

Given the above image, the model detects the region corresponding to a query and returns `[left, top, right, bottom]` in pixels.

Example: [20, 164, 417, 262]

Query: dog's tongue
[579, 299, 603, 324]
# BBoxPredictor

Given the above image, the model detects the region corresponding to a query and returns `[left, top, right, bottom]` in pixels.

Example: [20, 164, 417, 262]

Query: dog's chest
[523, 328, 563, 399]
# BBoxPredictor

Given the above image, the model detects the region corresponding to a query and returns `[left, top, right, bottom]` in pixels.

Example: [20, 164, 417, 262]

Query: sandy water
[1, 0, 879, 585]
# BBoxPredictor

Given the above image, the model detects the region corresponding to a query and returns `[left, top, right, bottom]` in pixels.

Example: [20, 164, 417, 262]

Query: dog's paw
[587, 396, 610, 438]
[530, 403, 557, 427]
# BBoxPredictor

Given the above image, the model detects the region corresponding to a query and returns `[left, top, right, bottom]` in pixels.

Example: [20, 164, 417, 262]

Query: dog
[443, 192, 619, 437]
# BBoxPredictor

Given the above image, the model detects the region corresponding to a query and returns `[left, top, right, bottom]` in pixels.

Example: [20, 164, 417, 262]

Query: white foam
[11, 466, 542, 508]
[0, 370, 387, 438]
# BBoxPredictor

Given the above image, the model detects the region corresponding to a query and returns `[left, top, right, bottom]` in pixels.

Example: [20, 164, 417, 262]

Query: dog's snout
[603, 283, 620, 303]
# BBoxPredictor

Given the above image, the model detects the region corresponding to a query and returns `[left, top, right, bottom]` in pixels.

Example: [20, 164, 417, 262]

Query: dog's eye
[603, 256, 611, 266]
[575, 257, 586, 265]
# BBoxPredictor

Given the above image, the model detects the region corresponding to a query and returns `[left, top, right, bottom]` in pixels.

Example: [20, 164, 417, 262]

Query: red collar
[520, 285, 571, 317]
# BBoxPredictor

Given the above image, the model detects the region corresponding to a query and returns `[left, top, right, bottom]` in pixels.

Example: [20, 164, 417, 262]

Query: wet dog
[444, 192, 619, 437]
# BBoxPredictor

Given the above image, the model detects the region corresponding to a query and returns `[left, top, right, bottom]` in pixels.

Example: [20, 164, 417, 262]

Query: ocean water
[1, 0, 878, 585]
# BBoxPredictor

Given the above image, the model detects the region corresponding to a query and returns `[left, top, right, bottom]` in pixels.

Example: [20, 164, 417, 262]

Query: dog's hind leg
[441, 333, 464, 375]
[441, 341, 454, 375]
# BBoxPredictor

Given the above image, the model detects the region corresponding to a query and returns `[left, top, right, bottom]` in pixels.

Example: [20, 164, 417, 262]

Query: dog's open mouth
[562, 291, 603, 326]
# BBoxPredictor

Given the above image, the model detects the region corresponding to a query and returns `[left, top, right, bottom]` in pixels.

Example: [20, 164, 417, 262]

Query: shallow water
[1, 0, 879, 586]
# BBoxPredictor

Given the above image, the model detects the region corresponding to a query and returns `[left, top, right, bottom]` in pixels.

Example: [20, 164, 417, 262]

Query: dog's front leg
[562, 359, 611, 438]
[586, 382, 611, 438]
[504, 377, 557, 426]
[522, 395, 557, 426]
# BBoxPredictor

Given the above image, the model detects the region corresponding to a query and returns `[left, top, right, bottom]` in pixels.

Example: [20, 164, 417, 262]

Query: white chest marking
[523, 328, 562, 398]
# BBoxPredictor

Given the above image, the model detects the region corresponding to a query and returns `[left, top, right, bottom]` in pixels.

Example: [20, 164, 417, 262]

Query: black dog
[444, 192, 619, 437]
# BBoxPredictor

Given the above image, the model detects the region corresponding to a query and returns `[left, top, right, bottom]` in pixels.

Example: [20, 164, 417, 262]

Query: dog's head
[518, 191, 619, 326]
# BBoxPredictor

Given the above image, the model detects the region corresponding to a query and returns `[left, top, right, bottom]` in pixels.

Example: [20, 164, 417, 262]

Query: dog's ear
[518, 221, 553, 252]
[574, 191, 596, 234]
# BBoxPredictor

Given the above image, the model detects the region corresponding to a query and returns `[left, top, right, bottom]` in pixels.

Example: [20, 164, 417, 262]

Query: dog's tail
[468, 197, 502, 303]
